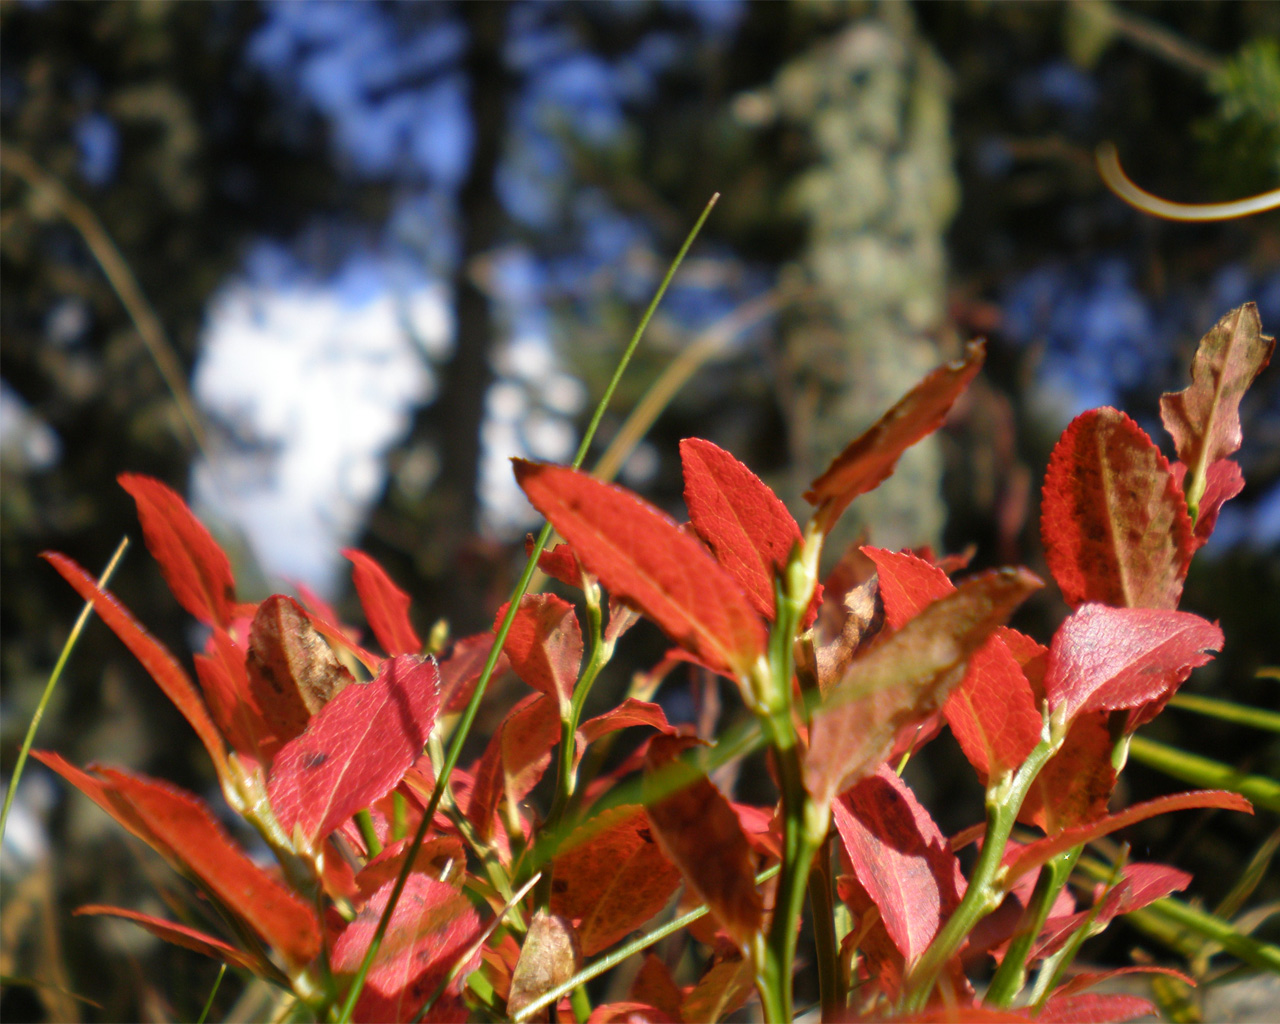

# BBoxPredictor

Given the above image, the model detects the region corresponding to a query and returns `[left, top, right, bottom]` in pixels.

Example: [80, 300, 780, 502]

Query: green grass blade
[1126, 734, 1280, 813]
[334, 194, 720, 1024]
[1168, 693, 1280, 732]
[195, 963, 227, 1024]
[1, 536, 129, 845]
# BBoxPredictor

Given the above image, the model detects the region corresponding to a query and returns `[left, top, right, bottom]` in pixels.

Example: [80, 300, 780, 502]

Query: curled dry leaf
[507, 910, 582, 1021]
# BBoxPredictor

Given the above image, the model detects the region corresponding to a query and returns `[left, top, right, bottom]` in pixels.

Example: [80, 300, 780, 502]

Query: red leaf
[550, 805, 683, 956]
[118, 473, 238, 628]
[1171, 458, 1245, 550]
[863, 547, 1041, 779]
[1018, 712, 1116, 832]
[497, 594, 583, 714]
[628, 953, 685, 1020]
[588, 1003, 680, 1024]
[247, 595, 355, 750]
[679, 948, 755, 1023]
[331, 872, 480, 1024]
[1045, 604, 1222, 724]
[643, 735, 763, 952]
[577, 698, 679, 747]
[804, 341, 985, 531]
[73, 906, 265, 973]
[832, 766, 965, 965]
[467, 693, 561, 842]
[193, 629, 264, 762]
[1040, 408, 1193, 610]
[1161, 303, 1274, 483]
[513, 460, 766, 679]
[1007, 790, 1252, 884]
[343, 549, 422, 657]
[528, 536, 590, 589]
[1036, 994, 1156, 1024]
[680, 438, 804, 622]
[268, 655, 440, 843]
[805, 569, 1041, 807]
[41, 553, 227, 778]
[36, 753, 320, 966]
[438, 632, 508, 714]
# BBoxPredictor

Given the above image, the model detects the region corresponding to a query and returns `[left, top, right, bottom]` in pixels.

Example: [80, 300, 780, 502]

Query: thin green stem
[808, 834, 844, 1020]
[1168, 693, 1280, 732]
[903, 727, 1062, 1013]
[1, 536, 129, 844]
[354, 810, 382, 857]
[984, 846, 1081, 1008]
[335, 195, 720, 1023]
[195, 963, 226, 1024]
[1127, 734, 1280, 813]
[512, 864, 782, 1023]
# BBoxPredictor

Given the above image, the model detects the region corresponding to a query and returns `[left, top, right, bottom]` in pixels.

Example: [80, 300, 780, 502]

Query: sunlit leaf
[118, 473, 238, 628]
[343, 549, 422, 657]
[73, 906, 266, 974]
[268, 655, 440, 843]
[507, 910, 582, 1021]
[498, 594, 583, 715]
[467, 693, 561, 842]
[1041, 408, 1193, 610]
[514, 459, 766, 679]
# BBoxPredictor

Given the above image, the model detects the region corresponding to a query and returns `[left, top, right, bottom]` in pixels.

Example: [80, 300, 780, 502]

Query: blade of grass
[1, 537, 129, 844]
[195, 963, 226, 1024]
[335, 194, 721, 1024]
[1126, 734, 1280, 813]
[1168, 693, 1280, 732]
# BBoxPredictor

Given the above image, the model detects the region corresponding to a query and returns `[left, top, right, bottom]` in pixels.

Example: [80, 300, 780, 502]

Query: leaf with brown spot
[247, 595, 354, 748]
[507, 910, 582, 1022]
[550, 805, 683, 957]
[643, 735, 763, 953]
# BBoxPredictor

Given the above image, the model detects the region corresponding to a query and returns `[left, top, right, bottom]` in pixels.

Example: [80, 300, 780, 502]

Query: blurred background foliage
[2, 1, 1277, 1020]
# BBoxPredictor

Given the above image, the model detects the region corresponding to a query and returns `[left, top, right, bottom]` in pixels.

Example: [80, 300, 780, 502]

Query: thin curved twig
[1097, 142, 1280, 222]
[2, 145, 209, 456]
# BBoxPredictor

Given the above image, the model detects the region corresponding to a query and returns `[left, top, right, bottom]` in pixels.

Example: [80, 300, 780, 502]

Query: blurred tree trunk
[358, 0, 511, 636]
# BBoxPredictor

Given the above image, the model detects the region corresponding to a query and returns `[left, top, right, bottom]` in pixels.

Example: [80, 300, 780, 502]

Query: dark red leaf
[1018, 712, 1115, 832]
[804, 341, 985, 532]
[467, 693, 561, 842]
[642, 735, 763, 953]
[343, 549, 422, 657]
[268, 655, 440, 843]
[1045, 604, 1222, 724]
[550, 804, 683, 956]
[514, 460, 766, 679]
[73, 906, 265, 973]
[832, 766, 965, 965]
[497, 594, 583, 714]
[805, 569, 1041, 807]
[118, 473, 238, 628]
[331, 872, 480, 1024]
[587, 1003, 680, 1024]
[528, 536, 590, 590]
[1007, 790, 1252, 884]
[42, 553, 227, 777]
[679, 948, 754, 1023]
[247, 595, 354, 750]
[1041, 408, 1193, 610]
[36, 753, 321, 966]
[577, 698, 679, 747]
[438, 632, 508, 714]
[680, 437, 805, 622]
[193, 629, 265, 762]
[1161, 303, 1274, 485]
[863, 547, 1042, 779]
[628, 953, 684, 1020]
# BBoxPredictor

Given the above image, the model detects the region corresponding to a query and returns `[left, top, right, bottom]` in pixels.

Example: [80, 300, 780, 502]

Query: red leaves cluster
[37, 306, 1267, 1023]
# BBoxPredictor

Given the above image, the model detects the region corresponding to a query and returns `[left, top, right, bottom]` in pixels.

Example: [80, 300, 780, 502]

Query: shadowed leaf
[1019, 712, 1115, 832]
[550, 805, 683, 956]
[1041, 409, 1193, 610]
[498, 594, 583, 715]
[514, 460, 766, 679]
[642, 736, 763, 953]
[804, 341, 985, 532]
[805, 569, 1041, 807]
[1172, 458, 1245, 550]
[73, 906, 266, 974]
[467, 693, 561, 842]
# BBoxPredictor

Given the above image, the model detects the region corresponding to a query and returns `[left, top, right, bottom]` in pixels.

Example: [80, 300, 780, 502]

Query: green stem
[334, 195, 720, 1024]
[808, 833, 844, 1020]
[984, 846, 1081, 1008]
[903, 728, 1062, 1013]
[354, 810, 382, 857]
[1127, 734, 1280, 813]
[1, 536, 129, 845]
[195, 963, 226, 1024]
